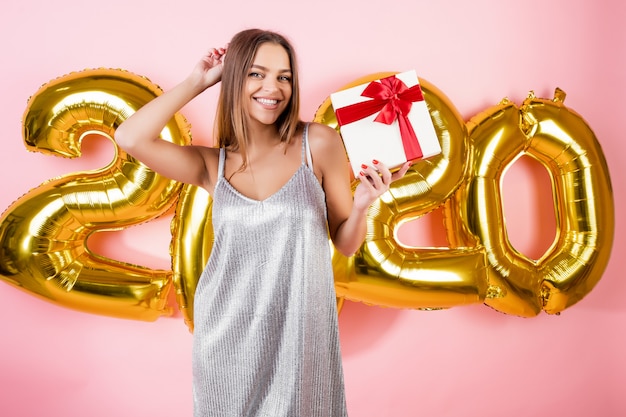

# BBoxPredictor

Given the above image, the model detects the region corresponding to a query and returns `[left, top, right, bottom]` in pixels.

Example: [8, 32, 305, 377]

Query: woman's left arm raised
[308, 123, 411, 257]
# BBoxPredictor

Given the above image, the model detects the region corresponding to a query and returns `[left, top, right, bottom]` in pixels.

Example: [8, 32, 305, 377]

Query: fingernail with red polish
[361, 164, 368, 169]
[359, 171, 365, 176]
[372, 159, 379, 164]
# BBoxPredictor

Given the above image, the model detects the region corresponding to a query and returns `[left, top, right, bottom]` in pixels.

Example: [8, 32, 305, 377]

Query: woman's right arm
[115, 48, 226, 190]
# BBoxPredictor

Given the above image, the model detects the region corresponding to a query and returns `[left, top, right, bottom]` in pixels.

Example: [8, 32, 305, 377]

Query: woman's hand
[353, 160, 412, 211]
[188, 46, 228, 91]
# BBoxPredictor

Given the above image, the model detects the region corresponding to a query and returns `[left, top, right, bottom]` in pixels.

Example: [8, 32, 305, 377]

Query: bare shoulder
[306, 122, 350, 181]
[306, 122, 345, 156]
[307, 122, 341, 142]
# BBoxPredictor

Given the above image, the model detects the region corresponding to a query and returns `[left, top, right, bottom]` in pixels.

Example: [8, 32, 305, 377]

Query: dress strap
[302, 123, 313, 169]
[218, 148, 226, 179]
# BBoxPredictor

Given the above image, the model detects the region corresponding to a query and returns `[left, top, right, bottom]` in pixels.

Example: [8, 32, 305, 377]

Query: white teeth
[256, 98, 278, 105]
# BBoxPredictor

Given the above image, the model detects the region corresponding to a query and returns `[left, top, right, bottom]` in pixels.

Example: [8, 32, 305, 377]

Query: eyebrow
[251, 64, 292, 73]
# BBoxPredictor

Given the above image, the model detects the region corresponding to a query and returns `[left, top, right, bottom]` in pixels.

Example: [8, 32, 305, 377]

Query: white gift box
[330, 70, 441, 176]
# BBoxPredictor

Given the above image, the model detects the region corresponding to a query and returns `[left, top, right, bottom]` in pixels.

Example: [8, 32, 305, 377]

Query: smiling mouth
[255, 98, 279, 106]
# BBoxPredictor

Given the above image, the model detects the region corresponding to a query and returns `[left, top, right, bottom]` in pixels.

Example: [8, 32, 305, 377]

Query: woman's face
[244, 42, 293, 127]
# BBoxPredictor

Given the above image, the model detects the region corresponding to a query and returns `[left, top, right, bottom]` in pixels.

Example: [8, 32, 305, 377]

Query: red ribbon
[335, 75, 425, 160]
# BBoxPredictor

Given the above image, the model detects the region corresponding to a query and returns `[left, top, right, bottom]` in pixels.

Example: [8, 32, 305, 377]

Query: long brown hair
[214, 29, 303, 168]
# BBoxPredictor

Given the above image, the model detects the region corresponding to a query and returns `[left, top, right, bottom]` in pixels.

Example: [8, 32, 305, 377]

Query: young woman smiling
[115, 28, 410, 417]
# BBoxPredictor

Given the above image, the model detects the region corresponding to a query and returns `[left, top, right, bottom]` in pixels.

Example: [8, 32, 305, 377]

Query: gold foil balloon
[315, 73, 492, 310]
[446, 89, 614, 316]
[0, 68, 191, 321]
[4, 67, 612, 324]
[171, 185, 214, 331]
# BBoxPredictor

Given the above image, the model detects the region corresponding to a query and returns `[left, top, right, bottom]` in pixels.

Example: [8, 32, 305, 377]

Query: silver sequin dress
[192, 124, 348, 417]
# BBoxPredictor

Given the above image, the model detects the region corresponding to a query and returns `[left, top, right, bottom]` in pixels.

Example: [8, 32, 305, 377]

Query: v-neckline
[221, 164, 305, 203]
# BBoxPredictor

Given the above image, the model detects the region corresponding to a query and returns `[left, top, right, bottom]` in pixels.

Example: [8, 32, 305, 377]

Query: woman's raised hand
[189, 46, 228, 91]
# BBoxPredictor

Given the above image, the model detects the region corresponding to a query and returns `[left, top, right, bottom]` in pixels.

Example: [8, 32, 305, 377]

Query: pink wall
[1, 1, 625, 416]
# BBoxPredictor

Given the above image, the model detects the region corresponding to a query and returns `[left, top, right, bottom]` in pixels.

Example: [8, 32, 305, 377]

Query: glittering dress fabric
[192, 125, 348, 417]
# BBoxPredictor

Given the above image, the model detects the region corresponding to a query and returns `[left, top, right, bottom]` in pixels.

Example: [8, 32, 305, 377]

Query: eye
[279, 74, 292, 82]
[248, 71, 263, 79]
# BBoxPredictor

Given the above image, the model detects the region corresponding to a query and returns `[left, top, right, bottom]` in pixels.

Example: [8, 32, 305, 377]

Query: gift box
[330, 70, 441, 176]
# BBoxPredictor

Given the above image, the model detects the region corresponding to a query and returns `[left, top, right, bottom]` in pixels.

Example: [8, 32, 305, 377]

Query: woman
[116, 28, 410, 417]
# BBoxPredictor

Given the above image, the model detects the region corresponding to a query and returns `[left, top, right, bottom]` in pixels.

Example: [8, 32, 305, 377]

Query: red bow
[335, 75, 425, 160]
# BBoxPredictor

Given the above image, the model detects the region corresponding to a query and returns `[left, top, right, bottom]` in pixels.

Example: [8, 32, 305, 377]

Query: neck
[247, 122, 282, 150]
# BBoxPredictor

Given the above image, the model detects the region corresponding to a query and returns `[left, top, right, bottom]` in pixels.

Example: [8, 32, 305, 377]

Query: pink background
[1, 1, 625, 416]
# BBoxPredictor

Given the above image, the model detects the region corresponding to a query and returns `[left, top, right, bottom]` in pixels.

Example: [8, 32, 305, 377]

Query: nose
[262, 77, 279, 92]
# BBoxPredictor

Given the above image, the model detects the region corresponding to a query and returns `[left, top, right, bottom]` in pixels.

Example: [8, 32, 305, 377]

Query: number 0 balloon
[446, 90, 614, 316]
